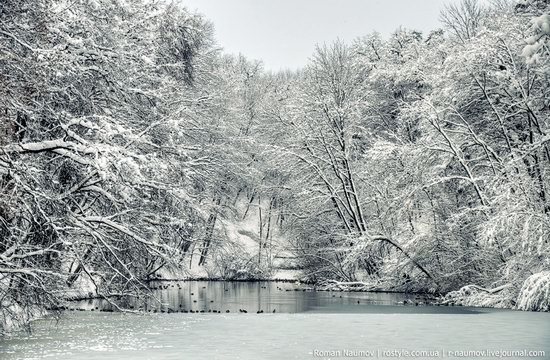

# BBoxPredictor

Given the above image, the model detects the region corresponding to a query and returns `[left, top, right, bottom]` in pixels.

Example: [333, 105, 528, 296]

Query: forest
[1, 0, 550, 332]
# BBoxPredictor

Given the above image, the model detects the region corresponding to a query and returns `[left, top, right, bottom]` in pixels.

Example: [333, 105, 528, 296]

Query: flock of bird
[53, 283, 438, 313]
[145, 283, 283, 314]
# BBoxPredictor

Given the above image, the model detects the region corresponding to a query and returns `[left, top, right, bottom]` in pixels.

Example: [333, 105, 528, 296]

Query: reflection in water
[73, 281, 476, 315]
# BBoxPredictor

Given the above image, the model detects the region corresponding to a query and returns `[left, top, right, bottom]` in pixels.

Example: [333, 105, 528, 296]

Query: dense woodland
[1, 0, 550, 331]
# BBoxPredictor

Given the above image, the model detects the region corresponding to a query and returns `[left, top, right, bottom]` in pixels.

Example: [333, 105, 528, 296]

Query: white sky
[180, 0, 460, 71]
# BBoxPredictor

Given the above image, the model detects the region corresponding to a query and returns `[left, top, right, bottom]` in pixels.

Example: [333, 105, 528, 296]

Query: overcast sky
[180, 0, 459, 71]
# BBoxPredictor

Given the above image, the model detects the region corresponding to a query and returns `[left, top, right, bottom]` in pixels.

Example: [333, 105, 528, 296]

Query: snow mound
[517, 271, 550, 312]
[442, 284, 513, 309]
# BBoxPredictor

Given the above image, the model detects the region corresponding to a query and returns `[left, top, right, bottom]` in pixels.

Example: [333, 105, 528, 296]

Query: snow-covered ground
[156, 194, 300, 281]
[3, 308, 549, 359]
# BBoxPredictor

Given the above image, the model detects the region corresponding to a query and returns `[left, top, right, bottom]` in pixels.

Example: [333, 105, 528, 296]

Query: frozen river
[1, 281, 549, 359]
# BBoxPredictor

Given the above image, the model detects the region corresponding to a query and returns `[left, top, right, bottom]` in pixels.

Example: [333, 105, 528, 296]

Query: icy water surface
[1, 281, 549, 359]
[69, 280, 451, 314]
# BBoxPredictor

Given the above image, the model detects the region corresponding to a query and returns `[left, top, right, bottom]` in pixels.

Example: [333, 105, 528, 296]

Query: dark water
[1, 281, 549, 360]
[70, 281, 472, 314]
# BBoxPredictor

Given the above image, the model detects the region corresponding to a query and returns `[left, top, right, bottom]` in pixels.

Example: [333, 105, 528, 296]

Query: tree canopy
[1, 0, 549, 331]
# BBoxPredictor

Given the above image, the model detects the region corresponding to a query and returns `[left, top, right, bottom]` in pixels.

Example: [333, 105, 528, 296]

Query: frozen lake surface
[1, 281, 549, 359]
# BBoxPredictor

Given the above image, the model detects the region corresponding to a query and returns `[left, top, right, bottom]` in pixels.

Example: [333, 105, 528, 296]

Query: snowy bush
[517, 271, 550, 312]
[214, 250, 272, 280]
[443, 284, 514, 309]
